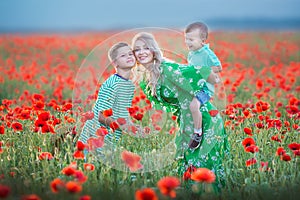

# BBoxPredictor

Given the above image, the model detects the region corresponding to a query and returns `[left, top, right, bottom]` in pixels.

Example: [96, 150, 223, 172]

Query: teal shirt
[188, 44, 221, 97]
[79, 74, 135, 147]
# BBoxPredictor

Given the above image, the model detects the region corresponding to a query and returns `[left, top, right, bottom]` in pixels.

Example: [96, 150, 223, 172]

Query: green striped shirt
[79, 74, 135, 147]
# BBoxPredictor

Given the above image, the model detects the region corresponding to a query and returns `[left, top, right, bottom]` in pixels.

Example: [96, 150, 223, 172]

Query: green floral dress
[140, 60, 229, 191]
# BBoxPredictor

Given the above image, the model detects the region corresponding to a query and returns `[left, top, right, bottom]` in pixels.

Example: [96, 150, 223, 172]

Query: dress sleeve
[140, 80, 180, 117]
[161, 61, 211, 96]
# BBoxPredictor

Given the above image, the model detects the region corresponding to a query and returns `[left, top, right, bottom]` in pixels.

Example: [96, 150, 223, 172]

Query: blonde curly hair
[132, 32, 163, 96]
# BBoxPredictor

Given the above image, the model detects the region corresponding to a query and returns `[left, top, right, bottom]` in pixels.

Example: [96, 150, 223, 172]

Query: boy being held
[78, 42, 136, 152]
[184, 22, 222, 150]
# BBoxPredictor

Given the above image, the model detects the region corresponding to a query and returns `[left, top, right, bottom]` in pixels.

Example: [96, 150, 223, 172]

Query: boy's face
[114, 46, 136, 69]
[185, 29, 204, 51]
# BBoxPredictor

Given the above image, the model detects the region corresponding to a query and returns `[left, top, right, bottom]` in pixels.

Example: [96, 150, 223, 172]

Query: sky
[0, 0, 299, 32]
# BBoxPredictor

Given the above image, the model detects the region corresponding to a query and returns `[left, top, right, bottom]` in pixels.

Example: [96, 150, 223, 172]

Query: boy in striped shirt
[78, 42, 136, 153]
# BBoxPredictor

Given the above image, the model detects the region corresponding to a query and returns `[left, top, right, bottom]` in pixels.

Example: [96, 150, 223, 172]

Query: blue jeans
[195, 90, 210, 104]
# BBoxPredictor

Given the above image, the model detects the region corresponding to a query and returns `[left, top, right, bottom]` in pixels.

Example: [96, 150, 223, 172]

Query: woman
[132, 32, 229, 191]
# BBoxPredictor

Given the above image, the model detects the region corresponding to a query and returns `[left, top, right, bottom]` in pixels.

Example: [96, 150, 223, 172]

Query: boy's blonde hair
[185, 22, 208, 41]
[108, 42, 130, 63]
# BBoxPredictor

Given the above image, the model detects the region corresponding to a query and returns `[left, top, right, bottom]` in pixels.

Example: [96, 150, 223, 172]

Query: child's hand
[211, 66, 222, 73]
[207, 71, 220, 84]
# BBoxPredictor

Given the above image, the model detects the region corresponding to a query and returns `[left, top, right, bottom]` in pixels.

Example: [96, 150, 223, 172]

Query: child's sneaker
[188, 132, 203, 150]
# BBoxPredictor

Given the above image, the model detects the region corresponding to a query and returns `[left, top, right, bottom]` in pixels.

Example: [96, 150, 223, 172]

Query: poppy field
[0, 31, 299, 200]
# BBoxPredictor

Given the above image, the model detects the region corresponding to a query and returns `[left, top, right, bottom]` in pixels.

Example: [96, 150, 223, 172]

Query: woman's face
[133, 39, 154, 65]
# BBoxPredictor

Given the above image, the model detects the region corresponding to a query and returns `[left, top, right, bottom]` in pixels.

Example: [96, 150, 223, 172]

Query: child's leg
[189, 97, 202, 132]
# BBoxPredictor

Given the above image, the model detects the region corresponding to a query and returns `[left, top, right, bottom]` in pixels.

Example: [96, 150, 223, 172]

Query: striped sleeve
[93, 79, 117, 119]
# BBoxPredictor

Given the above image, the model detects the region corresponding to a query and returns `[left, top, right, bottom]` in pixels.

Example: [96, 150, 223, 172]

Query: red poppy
[0, 184, 11, 198]
[34, 119, 47, 128]
[65, 181, 82, 193]
[183, 165, 196, 181]
[281, 154, 291, 161]
[256, 122, 264, 129]
[288, 142, 300, 151]
[246, 158, 257, 167]
[157, 176, 180, 198]
[116, 117, 127, 125]
[121, 150, 143, 172]
[86, 137, 104, 151]
[80, 195, 92, 200]
[209, 110, 219, 117]
[11, 122, 23, 131]
[73, 170, 88, 183]
[33, 101, 45, 110]
[109, 121, 119, 132]
[21, 194, 41, 200]
[191, 168, 216, 183]
[19, 110, 31, 120]
[41, 124, 55, 134]
[245, 145, 259, 153]
[96, 126, 109, 136]
[171, 115, 177, 121]
[276, 147, 286, 156]
[50, 178, 65, 193]
[133, 113, 144, 121]
[102, 108, 113, 117]
[242, 138, 256, 148]
[62, 166, 76, 176]
[259, 161, 270, 172]
[243, 127, 253, 136]
[39, 152, 53, 160]
[127, 107, 137, 116]
[271, 135, 282, 143]
[37, 111, 51, 121]
[135, 188, 158, 200]
[76, 141, 86, 151]
[0, 125, 5, 135]
[32, 93, 44, 102]
[83, 163, 95, 171]
[73, 150, 85, 159]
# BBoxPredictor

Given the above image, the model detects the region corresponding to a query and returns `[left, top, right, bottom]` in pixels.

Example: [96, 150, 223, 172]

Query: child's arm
[211, 66, 222, 73]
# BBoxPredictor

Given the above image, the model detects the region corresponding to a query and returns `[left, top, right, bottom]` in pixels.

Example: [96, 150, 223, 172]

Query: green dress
[140, 60, 229, 191]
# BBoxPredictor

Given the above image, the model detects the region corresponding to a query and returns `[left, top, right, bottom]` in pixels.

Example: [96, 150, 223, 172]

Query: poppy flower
[83, 163, 95, 171]
[245, 145, 259, 153]
[50, 178, 65, 193]
[32, 93, 44, 102]
[65, 181, 82, 193]
[62, 166, 76, 176]
[37, 111, 51, 121]
[127, 107, 137, 116]
[135, 188, 158, 200]
[133, 113, 144, 121]
[76, 141, 86, 151]
[246, 158, 257, 167]
[281, 154, 291, 161]
[243, 127, 253, 136]
[0, 125, 4, 134]
[259, 161, 270, 172]
[86, 137, 104, 151]
[157, 176, 180, 198]
[73, 170, 88, 183]
[121, 150, 143, 172]
[73, 150, 85, 159]
[21, 194, 41, 200]
[183, 165, 196, 181]
[288, 143, 300, 151]
[102, 108, 113, 117]
[80, 195, 92, 200]
[209, 110, 219, 117]
[11, 122, 23, 131]
[116, 118, 127, 125]
[271, 135, 282, 143]
[96, 126, 109, 136]
[33, 101, 45, 110]
[276, 147, 286, 156]
[190, 168, 216, 183]
[39, 152, 53, 160]
[109, 121, 119, 132]
[242, 138, 256, 148]
[0, 184, 11, 198]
